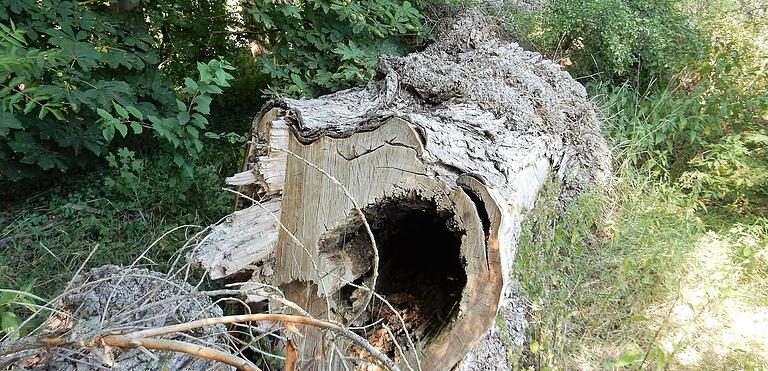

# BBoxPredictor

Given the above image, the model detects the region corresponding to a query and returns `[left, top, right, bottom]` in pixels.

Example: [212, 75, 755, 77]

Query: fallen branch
[3, 313, 400, 371]
[122, 313, 400, 371]
[102, 336, 261, 371]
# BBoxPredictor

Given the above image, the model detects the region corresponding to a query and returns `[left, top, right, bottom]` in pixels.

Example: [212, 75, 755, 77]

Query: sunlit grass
[512, 170, 768, 369]
[650, 222, 768, 369]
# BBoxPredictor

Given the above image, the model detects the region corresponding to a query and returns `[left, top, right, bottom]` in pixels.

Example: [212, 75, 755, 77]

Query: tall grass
[512, 172, 702, 368]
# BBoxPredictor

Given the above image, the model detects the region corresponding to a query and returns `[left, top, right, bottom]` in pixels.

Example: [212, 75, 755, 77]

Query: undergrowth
[507, 2, 768, 366]
[513, 171, 768, 369]
[0, 128, 247, 334]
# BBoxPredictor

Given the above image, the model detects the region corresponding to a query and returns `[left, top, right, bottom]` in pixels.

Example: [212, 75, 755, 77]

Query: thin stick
[284, 339, 298, 371]
[384, 324, 412, 371]
[65, 244, 100, 294]
[100, 225, 200, 323]
[207, 288, 311, 317]
[102, 335, 261, 371]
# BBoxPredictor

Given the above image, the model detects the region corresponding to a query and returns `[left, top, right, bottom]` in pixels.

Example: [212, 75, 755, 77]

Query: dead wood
[191, 9, 611, 371]
[0, 267, 403, 371]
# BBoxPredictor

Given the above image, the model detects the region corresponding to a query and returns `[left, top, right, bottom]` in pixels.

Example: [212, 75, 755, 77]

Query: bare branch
[101, 335, 261, 371]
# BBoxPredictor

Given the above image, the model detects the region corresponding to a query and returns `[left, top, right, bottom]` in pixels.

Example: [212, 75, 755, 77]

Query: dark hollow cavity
[329, 196, 467, 344]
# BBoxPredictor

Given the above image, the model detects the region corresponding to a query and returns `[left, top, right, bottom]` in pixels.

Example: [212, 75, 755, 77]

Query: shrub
[505, 0, 706, 87]
[681, 132, 768, 209]
[601, 37, 768, 208]
[0, 1, 236, 182]
[243, 0, 426, 96]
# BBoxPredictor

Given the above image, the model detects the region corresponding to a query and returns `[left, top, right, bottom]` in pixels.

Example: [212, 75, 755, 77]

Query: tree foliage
[244, 0, 425, 96]
[0, 0, 238, 182]
[508, 0, 707, 87]
[0, 0, 426, 182]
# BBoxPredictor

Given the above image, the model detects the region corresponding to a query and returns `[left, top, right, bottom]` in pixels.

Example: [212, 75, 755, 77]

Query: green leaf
[529, 340, 540, 353]
[290, 73, 307, 91]
[125, 105, 143, 120]
[115, 122, 128, 138]
[147, 115, 162, 126]
[130, 122, 143, 134]
[177, 111, 190, 125]
[96, 108, 113, 120]
[176, 99, 187, 112]
[197, 62, 212, 81]
[173, 153, 184, 167]
[192, 95, 212, 115]
[113, 102, 129, 119]
[191, 113, 208, 128]
[1, 312, 19, 334]
[184, 77, 198, 92]
[23, 99, 36, 114]
[198, 82, 223, 94]
[0, 113, 23, 137]
[50, 108, 65, 121]
[102, 126, 115, 141]
[185, 126, 198, 137]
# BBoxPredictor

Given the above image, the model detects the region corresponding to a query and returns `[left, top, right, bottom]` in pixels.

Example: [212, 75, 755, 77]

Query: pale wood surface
[191, 198, 281, 280]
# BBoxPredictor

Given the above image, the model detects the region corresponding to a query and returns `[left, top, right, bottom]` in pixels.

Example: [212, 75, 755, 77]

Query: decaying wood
[192, 10, 611, 371]
[0, 270, 402, 371]
[193, 198, 281, 280]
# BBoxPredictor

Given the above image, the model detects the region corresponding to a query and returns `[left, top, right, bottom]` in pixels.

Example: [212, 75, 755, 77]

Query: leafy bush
[243, 0, 426, 96]
[681, 132, 768, 209]
[602, 37, 768, 208]
[0, 1, 235, 182]
[96, 59, 236, 181]
[504, 0, 706, 87]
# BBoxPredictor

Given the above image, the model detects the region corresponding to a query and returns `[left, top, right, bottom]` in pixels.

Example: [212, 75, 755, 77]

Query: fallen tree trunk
[194, 10, 610, 371]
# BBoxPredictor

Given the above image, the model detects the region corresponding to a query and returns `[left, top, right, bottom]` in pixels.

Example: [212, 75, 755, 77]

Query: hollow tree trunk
[193, 10, 610, 371]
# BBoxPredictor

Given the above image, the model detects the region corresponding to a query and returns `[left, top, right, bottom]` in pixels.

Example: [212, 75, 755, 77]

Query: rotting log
[192, 10, 611, 371]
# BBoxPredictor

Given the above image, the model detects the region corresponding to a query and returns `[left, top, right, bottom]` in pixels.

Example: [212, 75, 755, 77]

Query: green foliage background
[504, 0, 707, 87]
[1, 0, 767, 368]
[500, 0, 767, 210]
[244, 0, 425, 96]
[1, 0, 425, 182]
